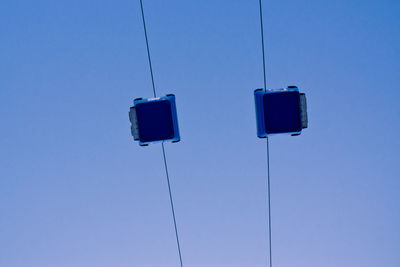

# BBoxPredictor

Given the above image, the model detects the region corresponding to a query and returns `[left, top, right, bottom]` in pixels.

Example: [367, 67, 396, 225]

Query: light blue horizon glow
[0, 0, 399, 266]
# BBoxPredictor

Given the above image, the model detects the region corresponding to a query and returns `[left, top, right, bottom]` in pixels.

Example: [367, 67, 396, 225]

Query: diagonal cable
[139, 0, 157, 98]
[162, 143, 184, 267]
[138, 1, 184, 266]
[258, 0, 273, 266]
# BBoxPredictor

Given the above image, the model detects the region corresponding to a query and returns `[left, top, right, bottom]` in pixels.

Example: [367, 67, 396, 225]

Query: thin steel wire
[265, 137, 272, 267]
[258, 0, 273, 266]
[259, 0, 267, 92]
[162, 143, 184, 267]
[139, 0, 157, 98]
[139, 1, 184, 266]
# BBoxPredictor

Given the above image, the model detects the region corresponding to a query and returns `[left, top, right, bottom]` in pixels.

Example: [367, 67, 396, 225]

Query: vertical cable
[259, 0, 267, 92]
[266, 137, 272, 267]
[139, 1, 184, 266]
[258, 0, 273, 266]
[162, 143, 184, 267]
[139, 0, 157, 98]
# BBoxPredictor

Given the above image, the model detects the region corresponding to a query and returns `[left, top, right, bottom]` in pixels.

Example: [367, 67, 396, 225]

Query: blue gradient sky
[1, 0, 399, 266]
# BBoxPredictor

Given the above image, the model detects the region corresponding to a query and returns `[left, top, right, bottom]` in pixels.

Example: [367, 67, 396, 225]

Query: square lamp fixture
[254, 86, 308, 137]
[129, 94, 180, 146]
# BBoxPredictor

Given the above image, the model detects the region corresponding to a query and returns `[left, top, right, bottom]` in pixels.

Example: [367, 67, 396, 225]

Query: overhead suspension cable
[138, 1, 184, 267]
[161, 144, 184, 266]
[258, 0, 273, 267]
[139, 0, 156, 98]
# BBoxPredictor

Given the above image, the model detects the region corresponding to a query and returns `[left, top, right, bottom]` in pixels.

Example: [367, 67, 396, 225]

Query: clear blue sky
[1, 0, 399, 266]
